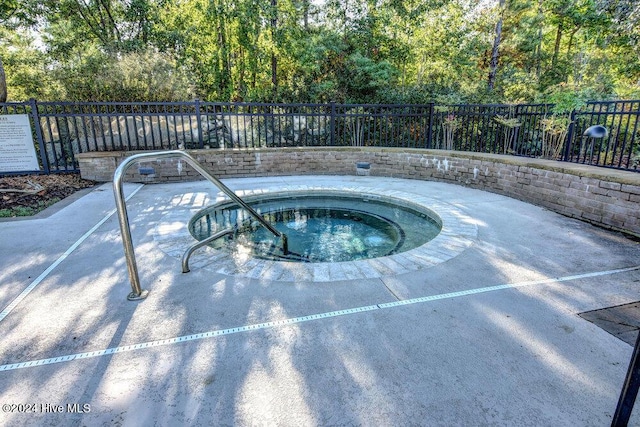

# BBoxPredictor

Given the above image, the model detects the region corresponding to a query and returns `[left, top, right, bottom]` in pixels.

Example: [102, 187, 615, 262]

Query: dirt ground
[0, 174, 96, 217]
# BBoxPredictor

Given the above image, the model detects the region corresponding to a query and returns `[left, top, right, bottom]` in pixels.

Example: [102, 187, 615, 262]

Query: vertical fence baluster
[616, 102, 632, 169]
[626, 103, 640, 170]
[329, 102, 336, 147]
[45, 106, 59, 170]
[162, 104, 170, 149]
[177, 104, 186, 148]
[426, 102, 434, 149]
[612, 102, 625, 168]
[195, 99, 203, 149]
[122, 105, 132, 151]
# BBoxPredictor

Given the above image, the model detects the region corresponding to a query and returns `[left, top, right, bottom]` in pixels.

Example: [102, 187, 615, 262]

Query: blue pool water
[189, 193, 441, 262]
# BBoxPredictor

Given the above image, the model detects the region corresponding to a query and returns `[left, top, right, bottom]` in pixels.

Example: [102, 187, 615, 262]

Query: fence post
[28, 98, 49, 174]
[329, 101, 336, 146]
[194, 98, 204, 148]
[427, 102, 435, 149]
[563, 109, 577, 161]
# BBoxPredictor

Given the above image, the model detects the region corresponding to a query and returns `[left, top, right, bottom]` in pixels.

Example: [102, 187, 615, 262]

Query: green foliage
[0, 28, 62, 100]
[0, 0, 638, 103]
[494, 112, 522, 154]
[0, 198, 60, 217]
[539, 83, 591, 113]
[494, 114, 521, 128]
[53, 48, 195, 101]
[535, 83, 591, 159]
[0, 0, 17, 20]
[540, 114, 571, 159]
[342, 53, 398, 103]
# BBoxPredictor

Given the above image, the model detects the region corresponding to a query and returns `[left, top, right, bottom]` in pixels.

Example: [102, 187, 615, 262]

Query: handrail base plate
[127, 290, 150, 301]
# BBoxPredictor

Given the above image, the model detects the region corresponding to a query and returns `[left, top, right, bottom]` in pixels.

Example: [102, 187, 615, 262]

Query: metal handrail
[113, 150, 288, 301]
[181, 228, 235, 273]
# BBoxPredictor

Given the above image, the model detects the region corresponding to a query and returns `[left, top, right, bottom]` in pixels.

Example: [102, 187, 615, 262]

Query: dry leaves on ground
[0, 174, 96, 216]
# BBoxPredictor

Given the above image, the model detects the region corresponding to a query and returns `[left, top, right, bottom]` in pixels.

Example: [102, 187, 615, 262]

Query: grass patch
[0, 198, 61, 217]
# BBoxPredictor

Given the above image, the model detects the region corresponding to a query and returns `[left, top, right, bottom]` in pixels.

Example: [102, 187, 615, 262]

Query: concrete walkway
[0, 175, 639, 426]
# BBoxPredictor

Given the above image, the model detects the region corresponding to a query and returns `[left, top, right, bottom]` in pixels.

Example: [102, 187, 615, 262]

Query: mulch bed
[0, 174, 96, 216]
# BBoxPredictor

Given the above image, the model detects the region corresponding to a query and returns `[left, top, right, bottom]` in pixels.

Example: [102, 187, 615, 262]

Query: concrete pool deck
[0, 175, 639, 426]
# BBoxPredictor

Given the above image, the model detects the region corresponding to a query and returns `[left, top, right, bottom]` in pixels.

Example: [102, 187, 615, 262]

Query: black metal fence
[1, 99, 639, 175]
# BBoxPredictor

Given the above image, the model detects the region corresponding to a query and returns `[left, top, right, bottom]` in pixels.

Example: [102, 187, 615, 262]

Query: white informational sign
[0, 114, 40, 173]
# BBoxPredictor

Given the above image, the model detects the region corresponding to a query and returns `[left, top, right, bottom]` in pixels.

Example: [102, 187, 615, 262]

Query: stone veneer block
[77, 147, 640, 237]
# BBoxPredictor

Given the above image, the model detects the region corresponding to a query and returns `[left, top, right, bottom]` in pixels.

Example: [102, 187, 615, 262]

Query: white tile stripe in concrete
[0, 184, 145, 324]
[1, 265, 637, 373]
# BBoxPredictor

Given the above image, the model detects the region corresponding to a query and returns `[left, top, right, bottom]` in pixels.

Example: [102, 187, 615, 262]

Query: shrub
[54, 48, 196, 102]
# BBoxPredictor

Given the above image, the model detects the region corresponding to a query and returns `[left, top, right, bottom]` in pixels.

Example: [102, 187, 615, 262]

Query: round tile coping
[153, 184, 478, 282]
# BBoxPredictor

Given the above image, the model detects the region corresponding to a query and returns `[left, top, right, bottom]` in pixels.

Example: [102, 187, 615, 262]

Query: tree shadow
[1, 178, 639, 425]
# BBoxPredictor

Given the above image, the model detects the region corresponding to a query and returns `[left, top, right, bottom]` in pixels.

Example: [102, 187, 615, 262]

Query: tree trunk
[271, 0, 278, 100]
[551, 21, 563, 69]
[534, 0, 543, 79]
[271, 53, 277, 99]
[487, 0, 505, 91]
[302, 0, 310, 30]
[566, 26, 579, 61]
[0, 55, 6, 103]
[214, 0, 231, 99]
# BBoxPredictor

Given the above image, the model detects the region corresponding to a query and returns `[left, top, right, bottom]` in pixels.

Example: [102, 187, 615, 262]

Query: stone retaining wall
[77, 147, 640, 237]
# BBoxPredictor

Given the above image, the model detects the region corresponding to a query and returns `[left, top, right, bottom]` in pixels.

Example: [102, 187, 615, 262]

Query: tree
[541, 0, 606, 88]
[0, 28, 62, 101]
[0, 0, 638, 103]
[487, 0, 506, 91]
[36, 0, 159, 53]
[0, 0, 19, 102]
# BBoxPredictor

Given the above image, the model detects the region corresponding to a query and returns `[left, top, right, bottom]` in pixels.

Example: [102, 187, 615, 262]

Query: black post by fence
[611, 331, 640, 426]
[28, 98, 49, 174]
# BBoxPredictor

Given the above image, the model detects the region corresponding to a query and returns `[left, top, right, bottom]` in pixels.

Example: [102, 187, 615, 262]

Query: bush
[54, 48, 196, 102]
